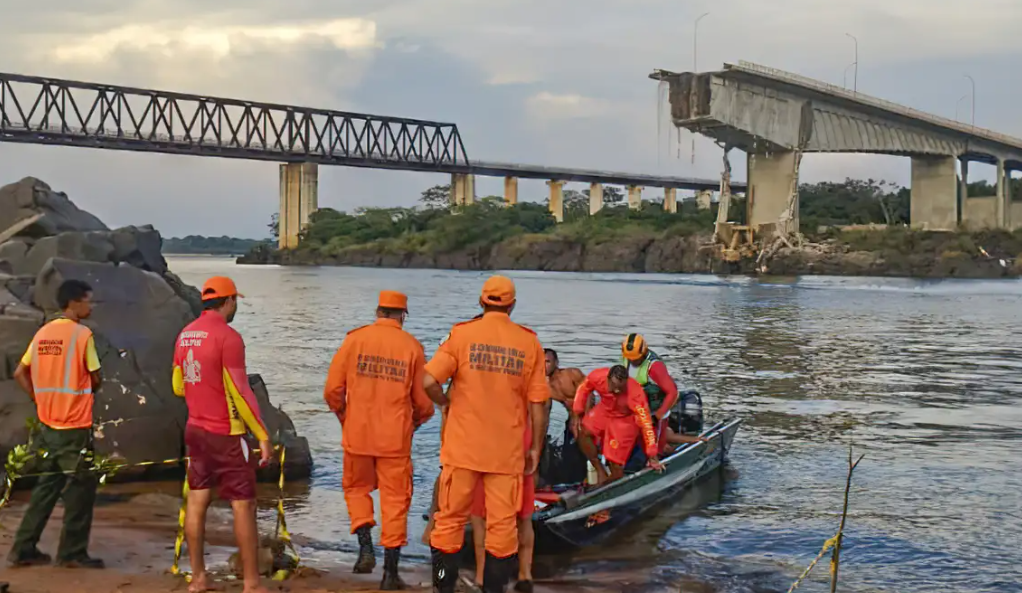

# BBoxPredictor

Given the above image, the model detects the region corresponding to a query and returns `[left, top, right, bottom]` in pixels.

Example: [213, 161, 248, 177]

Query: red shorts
[185, 424, 257, 501]
[471, 472, 535, 520]
[582, 405, 640, 466]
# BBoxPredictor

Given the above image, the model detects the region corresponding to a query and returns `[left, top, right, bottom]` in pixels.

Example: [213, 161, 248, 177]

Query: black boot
[380, 547, 407, 590]
[431, 547, 458, 593]
[482, 552, 517, 593]
[353, 525, 376, 574]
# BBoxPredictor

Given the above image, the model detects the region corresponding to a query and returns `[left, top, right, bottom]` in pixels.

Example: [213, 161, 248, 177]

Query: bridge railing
[0, 72, 470, 168]
[731, 61, 1022, 151]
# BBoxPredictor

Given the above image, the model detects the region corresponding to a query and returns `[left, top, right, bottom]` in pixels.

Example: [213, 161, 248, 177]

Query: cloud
[1, 0, 1022, 238]
[526, 92, 610, 119]
[48, 19, 378, 64]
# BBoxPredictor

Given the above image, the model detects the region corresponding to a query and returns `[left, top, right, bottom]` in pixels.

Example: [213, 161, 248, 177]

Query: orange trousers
[429, 465, 521, 558]
[342, 453, 413, 548]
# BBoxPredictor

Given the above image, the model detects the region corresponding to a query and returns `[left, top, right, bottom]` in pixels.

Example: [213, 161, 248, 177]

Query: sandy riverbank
[0, 487, 434, 593]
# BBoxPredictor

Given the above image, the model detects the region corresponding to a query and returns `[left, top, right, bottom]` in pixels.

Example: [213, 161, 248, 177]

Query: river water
[167, 257, 1022, 593]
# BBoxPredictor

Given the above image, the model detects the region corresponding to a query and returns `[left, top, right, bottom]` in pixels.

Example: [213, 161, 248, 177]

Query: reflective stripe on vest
[31, 322, 93, 397]
[620, 350, 665, 410]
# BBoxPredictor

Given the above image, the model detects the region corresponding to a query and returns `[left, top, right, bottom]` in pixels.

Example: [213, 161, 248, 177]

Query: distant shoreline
[235, 229, 1022, 280]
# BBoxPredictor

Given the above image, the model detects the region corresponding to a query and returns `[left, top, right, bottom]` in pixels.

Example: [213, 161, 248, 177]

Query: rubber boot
[482, 552, 517, 593]
[353, 525, 376, 574]
[431, 547, 458, 593]
[379, 547, 407, 590]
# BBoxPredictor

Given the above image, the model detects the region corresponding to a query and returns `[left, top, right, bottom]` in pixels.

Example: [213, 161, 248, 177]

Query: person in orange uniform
[7, 280, 104, 570]
[468, 415, 539, 593]
[172, 277, 272, 593]
[323, 290, 434, 590]
[572, 366, 663, 484]
[424, 275, 550, 593]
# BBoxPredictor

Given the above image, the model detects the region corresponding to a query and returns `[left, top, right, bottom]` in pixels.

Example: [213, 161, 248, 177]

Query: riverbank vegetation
[239, 178, 1022, 278]
[164, 235, 270, 255]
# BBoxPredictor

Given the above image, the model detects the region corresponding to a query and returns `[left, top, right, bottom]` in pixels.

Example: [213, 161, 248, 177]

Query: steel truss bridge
[0, 72, 731, 191]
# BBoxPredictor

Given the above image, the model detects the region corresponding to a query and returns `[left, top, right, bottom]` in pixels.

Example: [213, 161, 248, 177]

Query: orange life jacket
[30, 319, 95, 430]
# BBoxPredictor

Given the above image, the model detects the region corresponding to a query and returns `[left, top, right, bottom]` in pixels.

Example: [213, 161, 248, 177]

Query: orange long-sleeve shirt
[425, 311, 550, 475]
[324, 318, 434, 458]
[574, 368, 658, 458]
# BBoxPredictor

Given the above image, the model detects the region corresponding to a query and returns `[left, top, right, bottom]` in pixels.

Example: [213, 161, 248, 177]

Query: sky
[3, 0, 1022, 238]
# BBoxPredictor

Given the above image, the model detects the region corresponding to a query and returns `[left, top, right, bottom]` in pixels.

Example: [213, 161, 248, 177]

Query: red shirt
[573, 368, 658, 456]
[645, 360, 679, 418]
[172, 311, 269, 441]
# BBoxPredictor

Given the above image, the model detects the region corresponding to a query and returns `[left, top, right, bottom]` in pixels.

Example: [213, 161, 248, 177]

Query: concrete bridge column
[996, 158, 1008, 228]
[589, 183, 604, 215]
[548, 180, 565, 222]
[451, 173, 476, 205]
[696, 190, 712, 210]
[910, 156, 958, 231]
[747, 151, 798, 231]
[627, 185, 642, 210]
[504, 176, 518, 206]
[278, 162, 318, 249]
[664, 188, 677, 213]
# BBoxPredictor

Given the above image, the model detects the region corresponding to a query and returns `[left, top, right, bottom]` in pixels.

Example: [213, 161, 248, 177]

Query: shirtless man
[544, 349, 585, 435]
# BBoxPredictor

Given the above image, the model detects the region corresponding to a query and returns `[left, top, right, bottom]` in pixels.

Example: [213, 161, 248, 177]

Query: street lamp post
[956, 95, 969, 122]
[691, 11, 710, 165]
[843, 63, 856, 89]
[964, 74, 976, 127]
[845, 33, 858, 93]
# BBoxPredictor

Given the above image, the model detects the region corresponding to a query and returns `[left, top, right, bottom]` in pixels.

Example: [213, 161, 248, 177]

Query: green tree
[420, 184, 452, 209]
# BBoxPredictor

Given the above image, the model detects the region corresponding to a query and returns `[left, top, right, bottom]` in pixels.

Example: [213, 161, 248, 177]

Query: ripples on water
[167, 258, 1022, 593]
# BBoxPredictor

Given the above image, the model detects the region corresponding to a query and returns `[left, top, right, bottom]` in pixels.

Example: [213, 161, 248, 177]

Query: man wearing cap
[424, 275, 550, 593]
[324, 290, 434, 590]
[172, 276, 272, 593]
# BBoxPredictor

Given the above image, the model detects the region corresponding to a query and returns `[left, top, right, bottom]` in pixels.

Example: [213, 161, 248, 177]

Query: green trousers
[11, 426, 97, 562]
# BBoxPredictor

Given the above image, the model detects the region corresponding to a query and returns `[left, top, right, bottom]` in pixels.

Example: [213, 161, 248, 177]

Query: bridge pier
[451, 173, 475, 205]
[589, 183, 604, 215]
[548, 180, 565, 222]
[747, 151, 798, 232]
[910, 156, 958, 231]
[504, 176, 518, 205]
[664, 188, 677, 213]
[278, 163, 318, 249]
[627, 185, 642, 210]
[696, 190, 712, 210]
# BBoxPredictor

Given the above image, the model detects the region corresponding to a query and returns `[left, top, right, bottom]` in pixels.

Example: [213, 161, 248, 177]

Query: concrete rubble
[0, 177, 312, 481]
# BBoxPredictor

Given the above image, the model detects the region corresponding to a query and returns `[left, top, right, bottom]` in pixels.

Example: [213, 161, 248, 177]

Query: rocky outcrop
[240, 227, 1022, 280]
[0, 177, 312, 481]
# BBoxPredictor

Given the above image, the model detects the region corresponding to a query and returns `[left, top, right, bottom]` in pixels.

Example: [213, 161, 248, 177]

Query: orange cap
[201, 276, 244, 301]
[378, 290, 408, 311]
[480, 275, 516, 307]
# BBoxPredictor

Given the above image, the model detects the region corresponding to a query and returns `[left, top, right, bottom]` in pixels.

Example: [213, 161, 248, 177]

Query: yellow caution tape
[272, 446, 301, 580]
[785, 533, 842, 593]
[170, 459, 190, 578]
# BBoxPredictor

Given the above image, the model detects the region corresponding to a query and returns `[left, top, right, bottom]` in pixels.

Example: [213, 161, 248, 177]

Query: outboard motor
[671, 390, 704, 435]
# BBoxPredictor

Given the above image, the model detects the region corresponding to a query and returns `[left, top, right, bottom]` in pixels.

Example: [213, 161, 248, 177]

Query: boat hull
[533, 418, 741, 550]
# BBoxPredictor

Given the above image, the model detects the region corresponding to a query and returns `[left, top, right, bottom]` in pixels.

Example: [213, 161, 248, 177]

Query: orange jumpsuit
[573, 368, 658, 466]
[426, 312, 550, 559]
[324, 318, 435, 548]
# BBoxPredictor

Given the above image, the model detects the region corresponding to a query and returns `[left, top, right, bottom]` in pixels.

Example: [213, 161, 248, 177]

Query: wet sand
[0, 490, 435, 593]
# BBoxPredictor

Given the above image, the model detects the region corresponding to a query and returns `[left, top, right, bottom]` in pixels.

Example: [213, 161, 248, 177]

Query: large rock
[0, 178, 108, 237]
[0, 312, 42, 381]
[110, 225, 167, 275]
[19, 232, 115, 276]
[0, 240, 30, 274]
[250, 375, 313, 481]
[0, 380, 35, 455]
[0, 178, 313, 483]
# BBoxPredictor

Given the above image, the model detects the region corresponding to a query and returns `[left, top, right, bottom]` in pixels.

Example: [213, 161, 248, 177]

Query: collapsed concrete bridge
[651, 61, 1022, 233]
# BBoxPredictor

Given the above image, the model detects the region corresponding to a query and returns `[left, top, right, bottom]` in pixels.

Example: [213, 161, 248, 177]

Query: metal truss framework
[0, 72, 470, 171]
